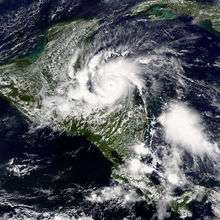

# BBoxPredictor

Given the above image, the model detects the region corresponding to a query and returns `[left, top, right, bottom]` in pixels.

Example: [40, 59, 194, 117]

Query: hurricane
[0, 0, 220, 219]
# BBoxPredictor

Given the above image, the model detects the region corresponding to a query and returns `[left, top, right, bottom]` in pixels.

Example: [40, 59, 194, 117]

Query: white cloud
[130, 142, 150, 157]
[40, 50, 145, 121]
[87, 186, 123, 203]
[127, 158, 154, 178]
[86, 185, 140, 204]
[54, 215, 93, 220]
[158, 102, 219, 156]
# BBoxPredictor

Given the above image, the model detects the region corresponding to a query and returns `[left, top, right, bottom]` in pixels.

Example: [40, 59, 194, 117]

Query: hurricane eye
[87, 78, 94, 93]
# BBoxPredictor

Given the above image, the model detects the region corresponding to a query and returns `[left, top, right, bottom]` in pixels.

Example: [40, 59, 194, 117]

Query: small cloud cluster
[158, 102, 219, 157]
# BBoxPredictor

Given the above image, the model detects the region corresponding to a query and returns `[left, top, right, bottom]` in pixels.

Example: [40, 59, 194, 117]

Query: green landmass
[130, 0, 220, 37]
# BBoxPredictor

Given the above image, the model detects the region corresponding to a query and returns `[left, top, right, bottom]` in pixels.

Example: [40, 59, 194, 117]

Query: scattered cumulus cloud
[54, 215, 93, 220]
[86, 185, 140, 204]
[130, 142, 150, 157]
